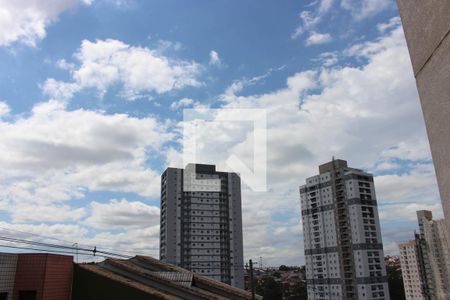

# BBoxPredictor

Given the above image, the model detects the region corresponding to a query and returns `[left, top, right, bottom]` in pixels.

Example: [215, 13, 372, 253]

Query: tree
[285, 281, 307, 300]
[279, 265, 289, 271]
[386, 265, 406, 300]
[255, 276, 283, 300]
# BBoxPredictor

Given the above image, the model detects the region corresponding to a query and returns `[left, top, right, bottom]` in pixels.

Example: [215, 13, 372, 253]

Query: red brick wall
[12, 254, 73, 300]
[42, 255, 73, 300]
[13, 254, 46, 300]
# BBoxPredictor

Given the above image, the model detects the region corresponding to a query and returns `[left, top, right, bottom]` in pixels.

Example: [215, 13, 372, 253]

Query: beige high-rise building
[399, 210, 450, 300]
[399, 239, 425, 300]
[396, 0, 450, 243]
[300, 159, 390, 300]
[417, 211, 450, 300]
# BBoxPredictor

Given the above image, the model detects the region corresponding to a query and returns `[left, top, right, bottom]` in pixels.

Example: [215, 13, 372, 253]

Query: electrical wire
[0, 226, 156, 257]
[0, 235, 131, 259]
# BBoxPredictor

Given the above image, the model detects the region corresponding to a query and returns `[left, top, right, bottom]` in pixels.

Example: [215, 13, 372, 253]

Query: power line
[0, 235, 131, 259]
[0, 243, 109, 259]
[0, 226, 156, 257]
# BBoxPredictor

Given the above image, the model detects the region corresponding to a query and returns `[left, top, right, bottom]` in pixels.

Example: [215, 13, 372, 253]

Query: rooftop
[76, 255, 261, 300]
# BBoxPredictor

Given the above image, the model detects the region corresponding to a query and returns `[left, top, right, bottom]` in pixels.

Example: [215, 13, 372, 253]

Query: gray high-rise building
[159, 163, 244, 288]
[300, 159, 390, 300]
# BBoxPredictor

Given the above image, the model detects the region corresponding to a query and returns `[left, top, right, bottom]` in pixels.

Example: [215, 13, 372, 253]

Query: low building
[0, 252, 258, 300]
[73, 255, 261, 300]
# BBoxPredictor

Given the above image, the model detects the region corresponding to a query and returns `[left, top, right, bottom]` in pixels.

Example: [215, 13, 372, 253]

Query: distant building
[416, 211, 450, 300]
[300, 159, 390, 300]
[398, 210, 450, 300]
[396, 0, 450, 244]
[0, 253, 73, 300]
[399, 239, 426, 300]
[160, 163, 245, 288]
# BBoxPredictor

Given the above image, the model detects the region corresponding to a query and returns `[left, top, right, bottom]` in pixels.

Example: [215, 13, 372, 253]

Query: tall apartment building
[399, 238, 426, 300]
[300, 159, 390, 300]
[159, 163, 244, 288]
[416, 210, 450, 300]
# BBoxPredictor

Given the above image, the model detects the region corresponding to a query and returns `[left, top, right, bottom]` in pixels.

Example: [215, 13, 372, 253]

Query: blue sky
[0, 0, 442, 266]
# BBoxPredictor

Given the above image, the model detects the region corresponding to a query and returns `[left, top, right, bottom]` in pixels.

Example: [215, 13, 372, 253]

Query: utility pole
[249, 259, 256, 300]
[72, 243, 78, 263]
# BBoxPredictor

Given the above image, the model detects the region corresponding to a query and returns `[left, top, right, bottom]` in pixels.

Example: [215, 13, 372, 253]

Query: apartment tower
[300, 159, 389, 300]
[399, 238, 426, 300]
[416, 210, 450, 300]
[159, 163, 244, 288]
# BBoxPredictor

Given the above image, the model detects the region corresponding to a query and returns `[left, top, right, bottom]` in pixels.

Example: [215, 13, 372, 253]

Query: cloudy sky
[0, 0, 442, 266]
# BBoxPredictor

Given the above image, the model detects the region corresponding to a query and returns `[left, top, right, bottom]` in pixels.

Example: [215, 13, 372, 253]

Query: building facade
[396, 0, 450, 244]
[399, 239, 426, 300]
[300, 159, 390, 300]
[160, 163, 244, 288]
[0, 253, 73, 300]
[417, 211, 450, 300]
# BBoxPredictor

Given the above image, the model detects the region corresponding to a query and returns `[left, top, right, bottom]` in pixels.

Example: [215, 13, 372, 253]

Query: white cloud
[0, 101, 10, 116]
[209, 50, 221, 66]
[377, 16, 401, 33]
[170, 98, 198, 110]
[0, 0, 92, 47]
[380, 140, 431, 162]
[292, 0, 391, 42]
[313, 51, 339, 67]
[340, 0, 393, 21]
[0, 221, 89, 243]
[84, 199, 160, 229]
[42, 79, 79, 102]
[82, 225, 160, 257]
[56, 59, 75, 71]
[0, 100, 171, 221]
[10, 204, 86, 223]
[44, 39, 202, 101]
[375, 164, 439, 205]
[306, 31, 333, 46]
[379, 202, 443, 222]
[291, 0, 334, 40]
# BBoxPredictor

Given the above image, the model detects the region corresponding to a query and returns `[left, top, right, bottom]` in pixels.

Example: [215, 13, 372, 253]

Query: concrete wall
[397, 0, 450, 243]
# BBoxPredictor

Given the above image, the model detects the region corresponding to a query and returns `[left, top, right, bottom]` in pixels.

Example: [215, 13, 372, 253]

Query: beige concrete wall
[397, 0, 450, 244]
